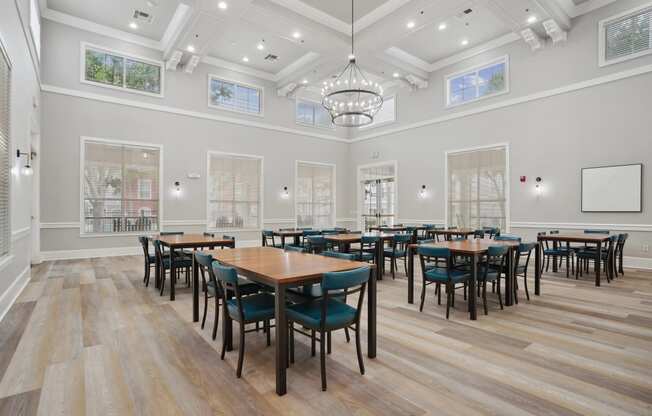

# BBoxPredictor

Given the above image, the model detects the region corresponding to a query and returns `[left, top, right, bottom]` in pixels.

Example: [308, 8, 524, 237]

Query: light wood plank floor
[0, 255, 651, 415]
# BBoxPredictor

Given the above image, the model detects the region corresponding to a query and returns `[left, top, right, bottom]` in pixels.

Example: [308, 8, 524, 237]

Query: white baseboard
[40, 240, 263, 261]
[0, 265, 31, 323]
[623, 256, 652, 270]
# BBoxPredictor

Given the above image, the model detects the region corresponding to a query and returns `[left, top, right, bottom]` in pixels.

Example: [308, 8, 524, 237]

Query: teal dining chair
[385, 233, 412, 279]
[213, 262, 275, 378]
[513, 242, 537, 302]
[286, 266, 371, 391]
[477, 245, 509, 315]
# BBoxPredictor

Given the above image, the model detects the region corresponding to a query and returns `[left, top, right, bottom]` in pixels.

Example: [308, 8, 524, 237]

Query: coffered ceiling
[40, 0, 621, 94]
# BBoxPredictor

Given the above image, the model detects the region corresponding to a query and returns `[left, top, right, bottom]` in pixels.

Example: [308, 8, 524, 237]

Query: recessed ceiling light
[129, 21, 138, 29]
[218, 1, 228, 10]
[406, 21, 415, 29]
[438, 22, 447, 31]
[527, 15, 537, 24]
[461, 39, 469, 46]
[257, 43, 264, 50]
[392, 72, 400, 78]
[242, 56, 249, 62]
[302, 79, 308, 84]
[186, 45, 195, 52]
[292, 31, 301, 39]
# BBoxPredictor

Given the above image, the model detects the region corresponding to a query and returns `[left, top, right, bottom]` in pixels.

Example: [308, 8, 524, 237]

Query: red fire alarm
[520, 176, 527, 183]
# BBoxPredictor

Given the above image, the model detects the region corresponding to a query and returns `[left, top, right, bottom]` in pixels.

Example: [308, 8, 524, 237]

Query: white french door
[357, 161, 397, 231]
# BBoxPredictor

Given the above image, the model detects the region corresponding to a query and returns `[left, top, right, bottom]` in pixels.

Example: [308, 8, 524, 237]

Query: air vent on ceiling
[264, 54, 279, 62]
[133, 10, 153, 23]
[455, 8, 473, 19]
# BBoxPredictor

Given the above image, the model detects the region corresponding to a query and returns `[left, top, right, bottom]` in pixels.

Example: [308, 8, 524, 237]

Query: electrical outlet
[643, 244, 650, 253]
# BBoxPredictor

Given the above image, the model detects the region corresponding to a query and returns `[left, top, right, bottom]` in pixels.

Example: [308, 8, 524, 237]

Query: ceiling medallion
[321, 0, 383, 127]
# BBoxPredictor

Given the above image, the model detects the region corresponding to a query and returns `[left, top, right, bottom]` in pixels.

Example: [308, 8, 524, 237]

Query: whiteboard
[581, 164, 642, 212]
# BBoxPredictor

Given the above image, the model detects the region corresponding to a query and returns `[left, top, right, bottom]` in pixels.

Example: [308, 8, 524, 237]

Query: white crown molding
[41, 84, 348, 143]
[41, 7, 162, 50]
[354, 0, 413, 32]
[511, 222, 652, 233]
[0, 266, 30, 324]
[353, 62, 652, 142]
[201, 56, 277, 81]
[11, 227, 31, 242]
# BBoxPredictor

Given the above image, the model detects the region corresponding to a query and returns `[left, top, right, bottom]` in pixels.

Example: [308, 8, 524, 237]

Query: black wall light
[16, 148, 37, 176]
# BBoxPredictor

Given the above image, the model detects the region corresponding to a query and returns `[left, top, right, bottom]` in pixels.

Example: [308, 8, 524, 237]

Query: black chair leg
[289, 322, 295, 364]
[320, 330, 327, 391]
[437, 283, 441, 305]
[236, 324, 245, 378]
[482, 281, 488, 315]
[212, 297, 219, 340]
[524, 275, 530, 301]
[355, 324, 365, 375]
[311, 329, 316, 357]
[497, 277, 503, 310]
[445, 284, 451, 319]
[265, 320, 271, 346]
[327, 331, 332, 354]
[201, 290, 208, 329]
[344, 327, 350, 343]
[419, 281, 427, 312]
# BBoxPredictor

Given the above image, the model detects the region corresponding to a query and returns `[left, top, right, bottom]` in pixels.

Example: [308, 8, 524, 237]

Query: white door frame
[30, 111, 41, 264]
[444, 143, 510, 232]
[356, 160, 398, 231]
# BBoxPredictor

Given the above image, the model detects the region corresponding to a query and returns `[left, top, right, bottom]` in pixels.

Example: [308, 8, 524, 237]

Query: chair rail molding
[511, 221, 652, 233]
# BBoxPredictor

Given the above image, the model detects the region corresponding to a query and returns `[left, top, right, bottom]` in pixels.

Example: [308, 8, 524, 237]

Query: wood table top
[209, 247, 371, 285]
[411, 239, 520, 254]
[324, 232, 395, 243]
[538, 233, 610, 243]
[154, 234, 234, 247]
[429, 228, 476, 235]
[273, 229, 304, 236]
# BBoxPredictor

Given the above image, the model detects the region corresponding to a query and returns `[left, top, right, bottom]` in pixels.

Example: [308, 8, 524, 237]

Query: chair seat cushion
[286, 298, 356, 330]
[356, 252, 375, 262]
[477, 266, 500, 281]
[161, 257, 193, 269]
[384, 249, 406, 257]
[226, 293, 275, 322]
[424, 268, 470, 283]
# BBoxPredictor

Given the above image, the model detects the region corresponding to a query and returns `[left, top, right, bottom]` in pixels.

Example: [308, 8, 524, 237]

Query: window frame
[444, 143, 510, 233]
[359, 94, 397, 130]
[29, 0, 41, 61]
[79, 42, 165, 98]
[207, 74, 265, 117]
[295, 98, 335, 130]
[0, 35, 12, 266]
[445, 55, 509, 108]
[598, 2, 652, 67]
[294, 160, 337, 229]
[206, 150, 264, 232]
[79, 136, 164, 237]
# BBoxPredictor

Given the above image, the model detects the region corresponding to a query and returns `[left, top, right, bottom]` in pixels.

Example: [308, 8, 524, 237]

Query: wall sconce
[535, 177, 543, 195]
[173, 181, 181, 197]
[16, 148, 36, 176]
[418, 184, 428, 199]
[280, 186, 290, 199]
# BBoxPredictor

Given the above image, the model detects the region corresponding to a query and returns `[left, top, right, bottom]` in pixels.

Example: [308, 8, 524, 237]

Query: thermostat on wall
[187, 173, 201, 179]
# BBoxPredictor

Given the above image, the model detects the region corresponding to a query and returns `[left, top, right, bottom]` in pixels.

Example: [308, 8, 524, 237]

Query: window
[208, 75, 262, 115]
[81, 138, 161, 234]
[599, 4, 652, 66]
[360, 95, 396, 129]
[81, 43, 163, 96]
[296, 161, 335, 228]
[446, 146, 508, 231]
[446, 56, 508, 107]
[29, 0, 41, 59]
[0, 42, 11, 258]
[207, 152, 262, 230]
[296, 99, 333, 129]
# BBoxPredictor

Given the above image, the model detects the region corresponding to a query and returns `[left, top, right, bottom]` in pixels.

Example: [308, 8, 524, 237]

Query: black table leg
[367, 265, 377, 358]
[407, 245, 414, 304]
[154, 253, 160, 289]
[504, 247, 514, 306]
[535, 242, 541, 296]
[192, 252, 199, 322]
[595, 241, 602, 287]
[170, 247, 176, 301]
[281, 235, 286, 248]
[274, 284, 288, 395]
[376, 240, 384, 280]
[468, 254, 477, 320]
[552, 241, 558, 272]
[293, 235, 301, 246]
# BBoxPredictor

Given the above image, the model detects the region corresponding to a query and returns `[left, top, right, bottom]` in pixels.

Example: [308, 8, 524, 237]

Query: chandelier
[321, 0, 383, 127]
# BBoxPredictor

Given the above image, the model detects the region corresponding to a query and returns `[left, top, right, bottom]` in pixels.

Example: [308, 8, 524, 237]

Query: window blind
[296, 162, 334, 228]
[604, 6, 651, 62]
[208, 153, 262, 229]
[447, 147, 507, 230]
[82, 140, 160, 234]
[0, 46, 10, 258]
[296, 99, 332, 129]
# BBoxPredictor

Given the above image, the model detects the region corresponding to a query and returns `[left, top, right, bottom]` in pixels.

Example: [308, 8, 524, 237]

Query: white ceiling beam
[534, 0, 571, 30]
[428, 32, 520, 72]
[161, 3, 193, 58]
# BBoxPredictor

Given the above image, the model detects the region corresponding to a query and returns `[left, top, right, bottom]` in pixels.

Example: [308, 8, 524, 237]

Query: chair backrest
[321, 229, 338, 235]
[418, 239, 437, 245]
[262, 229, 274, 236]
[222, 235, 235, 241]
[391, 233, 412, 253]
[203, 232, 216, 237]
[448, 226, 458, 230]
[514, 242, 537, 273]
[473, 229, 485, 239]
[298, 227, 312, 230]
[360, 235, 379, 257]
[284, 245, 305, 253]
[322, 266, 370, 291]
[495, 234, 521, 242]
[417, 246, 450, 258]
[152, 239, 164, 265]
[616, 233, 628, 252]
[302, 230, 321, 237]
[322, 251, 357, 261]
[160, 231, 184, 235]
[262, 230, 276, 246]
[584, 229, 610, 234]
[195, 251, 214, 269]
[138, 236, 150, 261]
[307, 235, 326, 253]
[279, 227, 295, 231]
[212, 261, 245, 320]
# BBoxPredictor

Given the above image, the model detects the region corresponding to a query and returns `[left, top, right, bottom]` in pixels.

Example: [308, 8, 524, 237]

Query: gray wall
[349, 0, 652, 260]
[0, 0, 40, 311]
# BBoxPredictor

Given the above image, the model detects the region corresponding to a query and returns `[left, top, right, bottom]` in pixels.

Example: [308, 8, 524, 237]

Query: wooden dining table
[209, 247, 376, 396]
[152, 234, 235, 308]
[426, 228, 476, 240]
[537, 233, 610, 286]
[406, 239, 541, 320]
[263, 229, 304, 248]
[324, 232, 395, 278]
[368, 225, 428, 243]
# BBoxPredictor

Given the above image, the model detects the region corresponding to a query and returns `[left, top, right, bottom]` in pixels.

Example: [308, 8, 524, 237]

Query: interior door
[361, 178, 395, 230]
